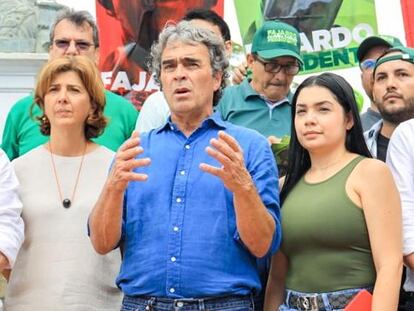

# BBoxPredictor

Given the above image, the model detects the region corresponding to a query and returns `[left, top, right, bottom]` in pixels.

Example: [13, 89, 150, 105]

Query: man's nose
[385, 75, 397, 90]
[65, 40, 79, 55]
[174, 64, 187, 80]
[272, 68, 288, 79]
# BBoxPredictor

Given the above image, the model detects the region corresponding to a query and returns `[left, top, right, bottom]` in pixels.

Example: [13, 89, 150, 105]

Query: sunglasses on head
[360, 58, 376, 71]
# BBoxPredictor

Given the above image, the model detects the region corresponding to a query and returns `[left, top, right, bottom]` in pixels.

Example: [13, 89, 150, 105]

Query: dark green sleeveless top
[281, 156, 375, 292]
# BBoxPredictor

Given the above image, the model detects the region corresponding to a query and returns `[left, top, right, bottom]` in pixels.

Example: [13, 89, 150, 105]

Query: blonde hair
[34, 55, 107, 139]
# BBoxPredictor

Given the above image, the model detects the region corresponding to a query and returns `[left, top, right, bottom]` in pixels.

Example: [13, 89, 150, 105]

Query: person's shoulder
[385, 120, 414, 147]
[223, 80, 246, 95]
[104, 90, 137, 112]
[358, 156, 387, 167]
[141, 91, 169, 113]
[94, 145, 116, 158]
[354, 157, 390, 180]
[387, 120, 414, 155]
[394, 118, 414, 136]
[9, 94, 35, 113]
[11, 145, 45, 168]
[349, 157, 396, 198]
[218, 81, 250, 114]
[402, 118, 414, 127]
[88, 145, 115, 166]
[104, 90, 127, 102]
[138, 127, 159, 143]
[145, 90, 166, 102]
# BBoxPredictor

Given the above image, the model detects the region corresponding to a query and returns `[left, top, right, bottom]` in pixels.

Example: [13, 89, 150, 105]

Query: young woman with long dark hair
[265, 72, 402, 311]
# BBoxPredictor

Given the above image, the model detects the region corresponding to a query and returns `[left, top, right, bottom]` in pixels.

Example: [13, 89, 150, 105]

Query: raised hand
[200, 131, 253, 194]
[108, 131, 151, 191]
[231, 60, 248, 85]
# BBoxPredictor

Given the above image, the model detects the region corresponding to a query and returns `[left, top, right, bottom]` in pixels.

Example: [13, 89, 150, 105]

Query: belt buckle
[173, 299, 187, 309]
[296, 295, 318, 311]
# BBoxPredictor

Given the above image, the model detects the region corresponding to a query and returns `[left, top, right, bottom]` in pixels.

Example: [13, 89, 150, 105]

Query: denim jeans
[278, 287, 371, 311]
[121, 294, 254, 311]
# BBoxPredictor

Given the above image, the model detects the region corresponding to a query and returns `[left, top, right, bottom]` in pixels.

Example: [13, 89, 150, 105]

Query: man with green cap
[356, 34, 403, 131]
[217, 19, 302, 311]
[218, 20, 302, 141]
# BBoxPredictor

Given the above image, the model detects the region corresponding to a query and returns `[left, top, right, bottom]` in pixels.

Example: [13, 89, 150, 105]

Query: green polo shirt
[1, 90, 138, 160]
[218, 79, 292, 138]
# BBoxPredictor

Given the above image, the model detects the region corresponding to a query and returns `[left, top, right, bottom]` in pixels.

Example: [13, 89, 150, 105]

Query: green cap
[357, 35, 403, 62]
[374, 46, 414, 74]
[251, 20, 303, 66]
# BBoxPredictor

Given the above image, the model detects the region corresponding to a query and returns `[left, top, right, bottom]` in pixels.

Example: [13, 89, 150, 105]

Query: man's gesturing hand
[108, 131, 151, 191]
[200, 131, 254, 194]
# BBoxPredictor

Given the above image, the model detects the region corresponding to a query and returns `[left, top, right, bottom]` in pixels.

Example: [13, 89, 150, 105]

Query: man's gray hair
[150, 20, 229, 105]
[49, 9, 99, 47]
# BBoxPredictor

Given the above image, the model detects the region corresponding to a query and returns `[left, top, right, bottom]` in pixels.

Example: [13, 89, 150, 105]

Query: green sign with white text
[233, 0, 378, 73]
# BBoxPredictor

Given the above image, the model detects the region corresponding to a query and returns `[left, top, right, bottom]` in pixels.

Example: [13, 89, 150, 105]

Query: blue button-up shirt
[116, 113, 281, 298]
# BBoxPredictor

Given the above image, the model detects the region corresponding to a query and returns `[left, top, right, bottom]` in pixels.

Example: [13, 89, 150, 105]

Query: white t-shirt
[386, 119, 414, 291]
[0, 149, 24, 268]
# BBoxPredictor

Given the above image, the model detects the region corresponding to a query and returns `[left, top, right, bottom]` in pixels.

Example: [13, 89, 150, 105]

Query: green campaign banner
[233, 0, 378, 74]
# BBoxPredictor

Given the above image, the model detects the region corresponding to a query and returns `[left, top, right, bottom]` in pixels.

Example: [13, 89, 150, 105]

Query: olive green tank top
[281, 156, 375, 292]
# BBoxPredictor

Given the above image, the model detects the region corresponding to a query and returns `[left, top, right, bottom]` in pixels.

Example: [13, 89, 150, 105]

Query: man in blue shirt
[89, 21, 281, 310]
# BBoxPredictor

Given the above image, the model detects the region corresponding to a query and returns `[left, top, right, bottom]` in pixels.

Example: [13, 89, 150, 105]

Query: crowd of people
[0, 6, 413, 311]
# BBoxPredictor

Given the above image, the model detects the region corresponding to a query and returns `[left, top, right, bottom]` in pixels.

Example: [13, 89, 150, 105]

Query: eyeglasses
[53, 39, 95, 52]
[254, 55, 300, 75]
[360, 58, 376, 71]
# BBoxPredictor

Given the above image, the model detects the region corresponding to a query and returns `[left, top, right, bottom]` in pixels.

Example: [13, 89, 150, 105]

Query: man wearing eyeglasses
[1, 9, 138, 161]
[218, 20, 302, 141]
[217, 19, 302, 311]
[356, 35, 403, 131]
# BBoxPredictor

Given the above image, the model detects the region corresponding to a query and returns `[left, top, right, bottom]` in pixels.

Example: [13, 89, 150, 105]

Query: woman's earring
[41, 115, 50, 125]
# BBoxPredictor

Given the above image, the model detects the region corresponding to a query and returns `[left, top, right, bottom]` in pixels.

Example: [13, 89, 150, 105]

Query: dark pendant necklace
[62, 199, 71, 208]
[49, 142, 87, 208]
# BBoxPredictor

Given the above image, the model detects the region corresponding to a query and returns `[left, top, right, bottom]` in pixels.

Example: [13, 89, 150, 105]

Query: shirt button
[185, 144, 190, 150]
[171, 256, 177, 262]
[176, 197, 182, 203]
[170, 287, 175, 293]
[173, 226, 179, 232]
[180, 170, 185, 175]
